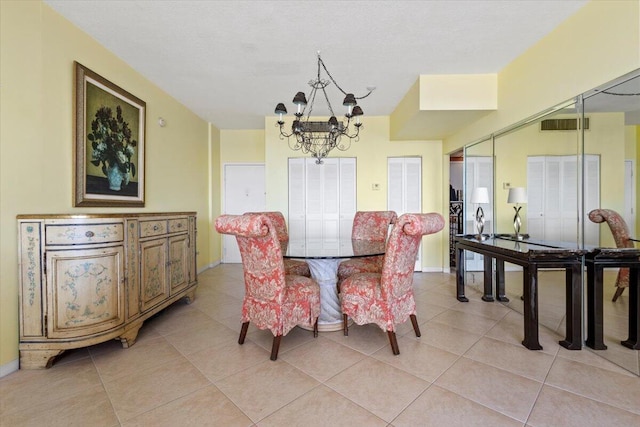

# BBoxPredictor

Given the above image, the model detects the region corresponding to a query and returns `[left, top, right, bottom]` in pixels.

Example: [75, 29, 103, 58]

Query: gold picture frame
[74, 62, 145, 207]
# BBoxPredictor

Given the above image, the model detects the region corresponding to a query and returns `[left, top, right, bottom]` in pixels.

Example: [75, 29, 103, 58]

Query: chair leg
[313, 317, 319, 338]
[387, 331, 400, 355]
[343, 314, 349, 336]
[270, 335, 282, 361]
[410, 314, 421, 338]
[238, 321, 249, 345]
[612, 286, 625, 302]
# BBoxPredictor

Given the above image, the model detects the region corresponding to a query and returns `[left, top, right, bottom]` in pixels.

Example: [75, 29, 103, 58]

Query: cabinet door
[46, 246, 125, 338]
[140, 238, 169, 312]
[169, 234, 189, 294]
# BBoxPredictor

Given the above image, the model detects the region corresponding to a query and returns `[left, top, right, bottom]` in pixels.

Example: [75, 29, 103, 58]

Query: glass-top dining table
[283, 238, 386, 331]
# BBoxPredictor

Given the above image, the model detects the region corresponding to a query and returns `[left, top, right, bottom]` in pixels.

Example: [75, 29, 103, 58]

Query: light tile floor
[1, 264, 639, 426]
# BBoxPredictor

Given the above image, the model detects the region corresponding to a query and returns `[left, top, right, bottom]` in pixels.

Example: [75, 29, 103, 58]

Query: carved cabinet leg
[118, 325, 143, 348]
[20, 349, 65, 369]
[183, 288, 197, 304]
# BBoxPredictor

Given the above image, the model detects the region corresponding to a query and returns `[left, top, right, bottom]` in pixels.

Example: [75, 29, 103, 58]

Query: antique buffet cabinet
[17, 212, 197, 369]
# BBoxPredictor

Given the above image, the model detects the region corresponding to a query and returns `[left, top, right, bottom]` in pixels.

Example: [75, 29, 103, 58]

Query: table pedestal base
[300, 258, 346, 332]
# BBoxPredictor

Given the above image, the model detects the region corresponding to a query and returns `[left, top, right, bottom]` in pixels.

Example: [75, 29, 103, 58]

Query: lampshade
[507, 187, 527, 204]
[342, 93, 357, 107]
[292, 92, 308, 106]
[470, 187, 490, 204]
[274, 103, 287, 115]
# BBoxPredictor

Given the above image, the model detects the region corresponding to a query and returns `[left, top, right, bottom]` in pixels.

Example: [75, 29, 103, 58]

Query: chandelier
[274, 53, 373, 164]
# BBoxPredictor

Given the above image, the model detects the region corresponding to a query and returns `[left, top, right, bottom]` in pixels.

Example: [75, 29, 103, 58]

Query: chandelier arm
[277, 123, 294, 139]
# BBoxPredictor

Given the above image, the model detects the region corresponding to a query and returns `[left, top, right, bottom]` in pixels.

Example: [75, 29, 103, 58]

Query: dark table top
[454, 234, 589, 258]
[283, 238, 385, 259]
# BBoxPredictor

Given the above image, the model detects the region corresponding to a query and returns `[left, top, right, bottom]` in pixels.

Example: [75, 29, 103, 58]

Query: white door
[527, 155, 599, 245]
[388, 157, 422, 271]
[223, 164, 266, 263]
[288, 157, 357, 250]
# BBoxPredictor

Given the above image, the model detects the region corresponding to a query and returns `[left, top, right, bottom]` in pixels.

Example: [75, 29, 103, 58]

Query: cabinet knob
[153, 225, 159, 231]
[177, 223, 183, 228]
[85, 231, 95, 238]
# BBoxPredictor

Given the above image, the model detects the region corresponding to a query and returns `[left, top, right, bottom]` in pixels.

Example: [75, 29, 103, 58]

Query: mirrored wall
[462, 69, 640, 375]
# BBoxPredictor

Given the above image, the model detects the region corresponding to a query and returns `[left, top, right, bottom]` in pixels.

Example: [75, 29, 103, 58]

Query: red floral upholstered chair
[337, 211, 398, 287]
[340, 213, 445, 355]
[215, 213, 320, 360]
[247, 211, 311, 278]
[588, 209, 636, 301]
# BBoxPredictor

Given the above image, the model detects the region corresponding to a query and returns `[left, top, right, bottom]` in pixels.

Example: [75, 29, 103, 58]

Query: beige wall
[0, 2, 212, 369]
[443, 0, 640, 154]
[209, 124, 222, 264]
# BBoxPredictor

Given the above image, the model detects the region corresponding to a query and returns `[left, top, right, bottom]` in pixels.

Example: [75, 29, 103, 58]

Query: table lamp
[470, 187, 489, 240]
[507, 187, 527, 240]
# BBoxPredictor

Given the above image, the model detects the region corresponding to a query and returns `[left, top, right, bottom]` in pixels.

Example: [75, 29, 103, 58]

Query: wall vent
[540, 118, 589, 131]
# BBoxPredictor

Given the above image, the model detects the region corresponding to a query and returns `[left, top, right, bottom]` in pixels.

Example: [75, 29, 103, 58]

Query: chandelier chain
[318, 56, 373, 100]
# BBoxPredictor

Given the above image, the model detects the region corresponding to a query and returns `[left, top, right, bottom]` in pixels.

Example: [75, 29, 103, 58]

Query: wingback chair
[340, 212, 445, 355]
[588, 209, 635, 301]
[246, 211, 311, 278]
[215, 213, 320, 360]
[337, 211, 398, 288]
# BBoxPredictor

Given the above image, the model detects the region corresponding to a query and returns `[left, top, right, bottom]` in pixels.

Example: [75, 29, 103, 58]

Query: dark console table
[585, 248, 640, 351]
[454, 235, 586, 351]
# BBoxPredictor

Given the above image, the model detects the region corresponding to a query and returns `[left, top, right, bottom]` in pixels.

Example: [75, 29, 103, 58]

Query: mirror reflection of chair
[246, 211, 311, 278]
[215, 213, 320, 360]
[340, 213, 445, 355]
[337, 211, 397, 288]
[588, 209, 636, 301]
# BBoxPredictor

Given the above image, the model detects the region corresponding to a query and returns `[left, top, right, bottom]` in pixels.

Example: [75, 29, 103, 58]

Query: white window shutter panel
[527, 155, 599, 244]
[584, 155, 600, 245]
[388, 159, 404, 214]
[405, 158, 422, 213]
[527, 156, 545, 239]
[288, 157, 357, 243]
[288, 158, 306, 240]
[388, 157, 422, 270]
[544, 158, 563, 240]
[322, 159, 340, 248]
[464, 156, 493, 271]
[477, 158, 494, 235]
[339, 158, 357, 242]
[561, 156, 578, 242]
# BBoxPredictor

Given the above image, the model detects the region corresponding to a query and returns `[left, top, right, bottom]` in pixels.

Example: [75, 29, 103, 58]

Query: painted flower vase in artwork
[107, 164, 124, 191]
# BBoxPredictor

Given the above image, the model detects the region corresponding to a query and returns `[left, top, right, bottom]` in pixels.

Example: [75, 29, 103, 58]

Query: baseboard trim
[421, 267, 444, 273]
[0, 358, 19, 378]
[198, 261, 219, 274]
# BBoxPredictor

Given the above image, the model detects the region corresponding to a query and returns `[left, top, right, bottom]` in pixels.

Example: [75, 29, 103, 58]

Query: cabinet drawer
[45, 223, 124, 245]
[168, 218, 188, 233]
[140, 220, 167, 238]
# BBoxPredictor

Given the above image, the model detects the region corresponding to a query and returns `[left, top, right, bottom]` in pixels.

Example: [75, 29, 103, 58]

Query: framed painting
[74, 62, 145, 207]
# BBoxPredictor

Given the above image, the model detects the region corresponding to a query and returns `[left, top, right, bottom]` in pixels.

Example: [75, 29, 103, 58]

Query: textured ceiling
[44, 0, 588, 131]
